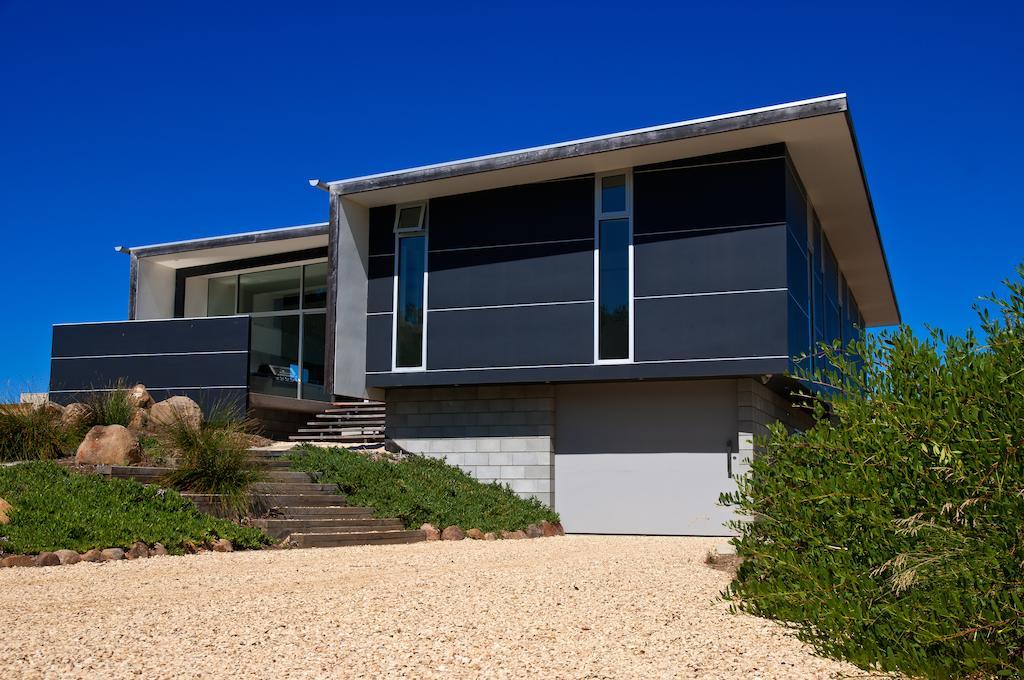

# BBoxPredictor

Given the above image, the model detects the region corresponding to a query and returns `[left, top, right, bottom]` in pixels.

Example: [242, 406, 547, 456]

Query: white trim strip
[367, 355, 788, 374]
[366, 311, 393, 316]
[635, 288, 786, 301]
[50, 386, 248, 393]
[52, 350, 247, 360]
[635, 221, 786, 239]
[428, 299, 592, 313]
[429, 236, 593, 255]
[633, 155, 785, 174]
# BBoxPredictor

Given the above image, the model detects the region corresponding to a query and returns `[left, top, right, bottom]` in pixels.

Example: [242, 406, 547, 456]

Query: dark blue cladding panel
[429, 241, 593, 309]
[428, 176, 593, 250]
[52, 317, 249, 357]
[365, 314, 393, 372]
[51, 353, 248, 392]
[634, 290, 788, 361]
[426, 303, 593, 370]
[367, 255, 394, 313]
[369, 205, 396, 257]
[634, 224, 787, 297]
[51, 388, 247, 412]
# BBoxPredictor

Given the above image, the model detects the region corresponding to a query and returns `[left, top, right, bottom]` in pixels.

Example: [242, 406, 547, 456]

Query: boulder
[35, 552, 60, 567]
[500, 530, 527, 540]
[61, 402, 93, 429]
[149, 543, 168, 557]
[80, 549, 103, 562]
[2, 555, 35, 568]
[100, 548, 125, 561]
[420, 523, 441, 541]
[128, 408, 150, 434]
[525, 524, 544, 539]
[540, 520, 559, 537]
[149, 396, 202, 430]
[483, 532, 497, 541]
[128, 384, 154, 409]
[441, 525, 466, 541]
[54, 550, 80, 565]
[212, 538, 233, 553]
[126, 541, 149, 560]
[466, 528, 485, 540]
[0, 497, 11, 525]
[35, 401, 65, 418]
[552, 522, 566, 536]
[75, 425, 142, 465]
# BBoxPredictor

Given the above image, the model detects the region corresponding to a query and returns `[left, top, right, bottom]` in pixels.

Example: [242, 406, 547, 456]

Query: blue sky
[1, 1, 1021, 393]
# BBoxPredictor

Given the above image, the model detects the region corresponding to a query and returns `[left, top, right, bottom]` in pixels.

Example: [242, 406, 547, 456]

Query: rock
[54, 549, 80, 565]
[2, 555, 35, 568]
[525, 524, 544, 538]
[149, 396, 202, 430]
[149, 543, 168, 557]
[75, 425, 142, 466]
[212, 538, 233, 553]
[35, 552, 60, 567]
[126, 541, 149, 560]
[466, 528, 485, 540]
[35, 401, 65, 418]
[61, 402, 93, 429]
[100, 548, 125, 561]
[552, 522, 565, 536]
[540, 520, 559, 537]
[484, 532, 497, 541]
[128, 408, 150, 434]
[441, 525, 466, 541]
[420, 523, 440, 541]
[128, 384, 154, 408]
[0, 497, 11, 525]
[80, 549, 103, 562]
[500, 530, 527, 540]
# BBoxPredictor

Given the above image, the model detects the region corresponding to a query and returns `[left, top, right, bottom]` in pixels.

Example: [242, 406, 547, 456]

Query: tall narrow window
[596, 172, 632, 361]
[394, 203, 427, 369]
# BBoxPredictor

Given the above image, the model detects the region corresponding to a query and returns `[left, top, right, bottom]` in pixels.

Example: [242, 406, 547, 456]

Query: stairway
[97, 447, 424, 549]
[288, 401, 386, 445]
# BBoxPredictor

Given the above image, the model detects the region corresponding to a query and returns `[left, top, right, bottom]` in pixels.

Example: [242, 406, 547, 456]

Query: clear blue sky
[1, 1, 1021, 393]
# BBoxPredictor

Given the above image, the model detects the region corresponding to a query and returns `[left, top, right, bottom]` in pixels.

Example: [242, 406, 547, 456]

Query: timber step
[251, 518, 405, 539]
[288, 529, 425, 549]
[100, 466, 312, 484]
[273, 506, 376, 518]
[289, 400, 387, 444]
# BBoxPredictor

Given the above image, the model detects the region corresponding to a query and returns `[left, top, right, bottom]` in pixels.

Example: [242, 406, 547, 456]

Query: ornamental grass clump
[84, 383, 136, 427]
[158, 403, 264, 516]
[0, 404, 81, 462]
[722, 266, 1024, 678]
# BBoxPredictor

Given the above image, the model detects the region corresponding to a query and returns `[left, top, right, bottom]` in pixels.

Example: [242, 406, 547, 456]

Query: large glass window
[239, 267, 301, 313]
[248, 315, 301, 398]
[596, 172, 632, 361]
[207, 275, 236, 317]
[395, 233, 426, 368]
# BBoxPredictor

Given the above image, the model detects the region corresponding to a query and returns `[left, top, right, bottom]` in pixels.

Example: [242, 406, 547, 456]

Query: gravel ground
[0, 536, 875, 679]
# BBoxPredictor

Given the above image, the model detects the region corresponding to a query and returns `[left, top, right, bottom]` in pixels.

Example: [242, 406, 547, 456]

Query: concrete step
[275, 506, 375, 518]
[314, 413, 385, 420]
[296, 427, 384, 434]
[250, 482, 338, 494]
[288, 434, 386, 442]
[288, 529, 425, 548]
[252, 518, 404, 539]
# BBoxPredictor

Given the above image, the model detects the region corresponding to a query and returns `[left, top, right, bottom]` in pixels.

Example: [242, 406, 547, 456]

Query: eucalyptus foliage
[722, 267, 1024, 678]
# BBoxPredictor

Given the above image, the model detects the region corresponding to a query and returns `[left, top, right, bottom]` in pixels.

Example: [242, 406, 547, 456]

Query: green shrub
[289, 446, 559, 533]
[0, 405, 81, 462]
[0, 461, 270, 554]
[85, 385, 136, 427]
[158, 404, 264, 515]
[722, 267, 1024, 678]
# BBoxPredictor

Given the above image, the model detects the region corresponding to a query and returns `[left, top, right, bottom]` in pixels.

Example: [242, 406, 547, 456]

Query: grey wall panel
[51, 353, 247, 392]
[52, 317, 249, 357]
[634, 224, 786, 297]
[365, 314, 393, 373]
[426, 303, 593, 370]
[635, 290, 788, 361]
[367, 256, 394, 313]
[429, 242, 593, 309]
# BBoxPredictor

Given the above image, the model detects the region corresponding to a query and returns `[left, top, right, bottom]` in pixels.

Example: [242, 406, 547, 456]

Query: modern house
[49, 94, 899, 535]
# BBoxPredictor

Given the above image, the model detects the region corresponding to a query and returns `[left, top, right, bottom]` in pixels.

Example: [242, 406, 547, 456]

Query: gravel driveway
[0, 536, 869, 678]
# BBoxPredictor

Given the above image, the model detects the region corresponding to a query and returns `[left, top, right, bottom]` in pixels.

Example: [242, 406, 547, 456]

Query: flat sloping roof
[118, 222, 328, 259]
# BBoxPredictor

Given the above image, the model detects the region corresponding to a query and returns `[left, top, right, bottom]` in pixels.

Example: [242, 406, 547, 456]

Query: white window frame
[593, 170, 634, 364]
[391, 201, 429, 372]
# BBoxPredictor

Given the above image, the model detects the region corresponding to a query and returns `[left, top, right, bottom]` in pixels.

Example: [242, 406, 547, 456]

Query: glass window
[300, 313, 327, 401]
[601, 175, 626, 213]
[396, 205, 424, 231]
[395, 235, 426, 367]
[598, 218, 630, 360]
[238, 267, 301, 313]
[207, 275, 236, 316]
[303, 262, 328, 309]
[248, 315, 300, 398]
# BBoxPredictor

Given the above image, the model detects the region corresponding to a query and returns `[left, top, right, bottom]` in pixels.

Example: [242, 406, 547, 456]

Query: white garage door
[554, 380, 747, 536]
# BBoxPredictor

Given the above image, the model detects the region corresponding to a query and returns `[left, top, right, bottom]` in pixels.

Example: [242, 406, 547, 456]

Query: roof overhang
[318, 94, 899, 326]
[116, 222, 329, 269]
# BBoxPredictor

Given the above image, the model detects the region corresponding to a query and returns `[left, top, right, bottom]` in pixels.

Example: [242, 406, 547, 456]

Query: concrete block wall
[736, 379, 814, 458]
[385, 385, 555, 507]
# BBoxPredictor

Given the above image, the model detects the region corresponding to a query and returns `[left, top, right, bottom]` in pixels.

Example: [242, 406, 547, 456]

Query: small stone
[54, 549, 80, 565]
[540, 520, 559, 537]
[500, 530, 527, 540]
[100, 548, 125, 561]
[149, 543, 168, 557]
[35, 552, 60, 567]
[483, 532, 497, 541]
[126, 541, 149, 560]
[466, 528, 485, 540]
[441, 525, 466, 541]
[2, 555, 35, 568]
[525, 524, 544, 538]
[0, 497, 11, 525]
[552, 522, 566, 536]
[420, 523, 440, 541]
[80, 549, 103, 562]
[128, 384, 154, 408]
[212, 538, 233, 552]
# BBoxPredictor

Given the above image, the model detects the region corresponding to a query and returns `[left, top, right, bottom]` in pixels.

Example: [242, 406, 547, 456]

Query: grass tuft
[0, 404, 82, 462]
[84, 385, 136, 427]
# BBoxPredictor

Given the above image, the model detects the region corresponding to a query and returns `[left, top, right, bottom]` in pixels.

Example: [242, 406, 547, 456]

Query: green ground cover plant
[0, 405, 82, 462]
[289, 445, 559, 533]
[722, 267, 1024, 678]
[0, 461, 270, 554]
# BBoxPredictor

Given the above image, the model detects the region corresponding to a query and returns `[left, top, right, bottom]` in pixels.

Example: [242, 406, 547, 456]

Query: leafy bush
[85, 385, 136, 427]
[0, 462, 270, 554]
[158, 404, 264, 515]
[289, 446, 559, 533]
[0, 404, 82, 462]
[722, 268, 1024, 678]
